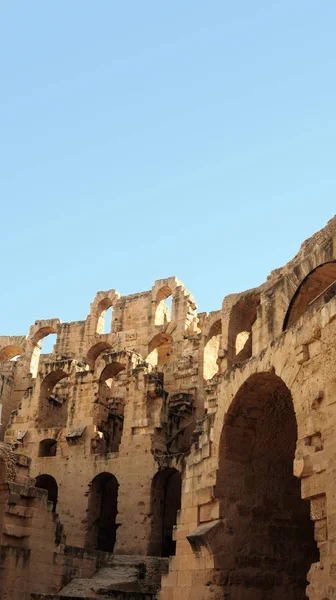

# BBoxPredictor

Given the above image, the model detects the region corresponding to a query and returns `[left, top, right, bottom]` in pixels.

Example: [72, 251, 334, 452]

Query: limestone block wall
[0, 443, 124, 600]
[160, 295, 336, 600]
[0, 217, 336, 598]
[0, 277, 203, 557]
[0, 371, 15, 442]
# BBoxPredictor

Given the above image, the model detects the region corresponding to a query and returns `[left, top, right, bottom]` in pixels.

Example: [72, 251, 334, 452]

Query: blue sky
[0, 1, 335, 339]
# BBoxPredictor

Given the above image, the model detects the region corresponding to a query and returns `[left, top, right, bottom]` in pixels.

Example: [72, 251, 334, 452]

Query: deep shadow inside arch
[86, 472, 119, 552]
[35, 474, 58, 512]
[216, 373, 319, 599]
[38, 438, 57, 457]
[95, 363, 126, 453]
[149, 468, 181, 557]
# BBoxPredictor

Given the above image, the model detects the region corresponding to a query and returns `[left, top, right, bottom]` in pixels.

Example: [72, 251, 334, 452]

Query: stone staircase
[31, 555, 169, 600]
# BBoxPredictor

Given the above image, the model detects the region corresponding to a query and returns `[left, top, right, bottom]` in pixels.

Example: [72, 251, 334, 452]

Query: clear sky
[1, 1, 335, 339]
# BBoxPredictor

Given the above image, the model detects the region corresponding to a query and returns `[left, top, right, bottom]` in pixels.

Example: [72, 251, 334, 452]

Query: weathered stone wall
[1, 277, 203, 557]
[159, 219, 336, 600]
[0, 217, 336, 598]
[0, 443, 133, 600]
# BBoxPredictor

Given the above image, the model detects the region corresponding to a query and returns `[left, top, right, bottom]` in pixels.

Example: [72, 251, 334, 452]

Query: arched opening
[284, 261, 336, 330]
[87, 342, 113, 370]
[86, 472, 119, 552]
[155, 287, 173, 326]
[30, 328, 57, 378]
[148, 468, 181, 557]
[37, 370, 69, 429]
[93, 362, 125, 453]
[35, 474, 58, 512]
[216, 373, 319, 599]
[96, 299, 114, 334]
[203, 320, 222, 380]
[146, 333, 172, 366]
[38, 439, 57, 457]
[0, 345, 24, 361]
[228, 294, 260, 366]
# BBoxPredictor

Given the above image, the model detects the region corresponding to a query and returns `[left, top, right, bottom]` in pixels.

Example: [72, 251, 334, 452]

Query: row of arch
[35, 467, 181, 558]
[36, 361, 127, 451]
[0, 330, 57, 376]
[2, 262, 336, 381]
[0, 331, 173, 375]
[0, 286, 173, 373]
[84, 259, 336, 340]
[203, 261, 336, 378]
[36, 369, 320, 596]
[96, 286, 174, 336]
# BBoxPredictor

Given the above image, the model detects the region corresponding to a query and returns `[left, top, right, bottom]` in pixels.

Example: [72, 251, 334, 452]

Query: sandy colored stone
[1, 219, 336, 598]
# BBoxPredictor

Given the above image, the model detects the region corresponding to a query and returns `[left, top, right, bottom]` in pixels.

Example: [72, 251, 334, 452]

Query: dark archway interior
[35, 474, 58, 512]
[86, 472, 119, 552]
[38, 438, 57, 457]
[217, 373, 319, 600]
[96, 363, 125, 453]
[149, 468, 181, 557]
[284, 261, 336, 329]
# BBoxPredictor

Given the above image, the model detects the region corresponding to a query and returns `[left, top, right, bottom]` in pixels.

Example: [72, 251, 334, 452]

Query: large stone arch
[0, 344, 25, 361]
[213, 371, 319, 599]
[0, 336, 26, 359]
[160, 319, 331, 600]
[148, 467, 182, 557]
[151, 276, 197, 335]
[86, 341, 113, 370]
[28, 320, 59, 377]
[94, 350, 142, 382]
[85, 472, 119, 552]
[259, 239, 336, 344]
[283, 260, 336, 330]
[209, 337, 312, 461]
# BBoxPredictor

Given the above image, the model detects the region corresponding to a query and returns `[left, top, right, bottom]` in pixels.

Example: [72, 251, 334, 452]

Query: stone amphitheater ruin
[1, 217, 336, 599]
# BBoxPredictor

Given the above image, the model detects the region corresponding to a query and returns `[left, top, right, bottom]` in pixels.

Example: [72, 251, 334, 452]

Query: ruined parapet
[0, 218, 336, 599]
